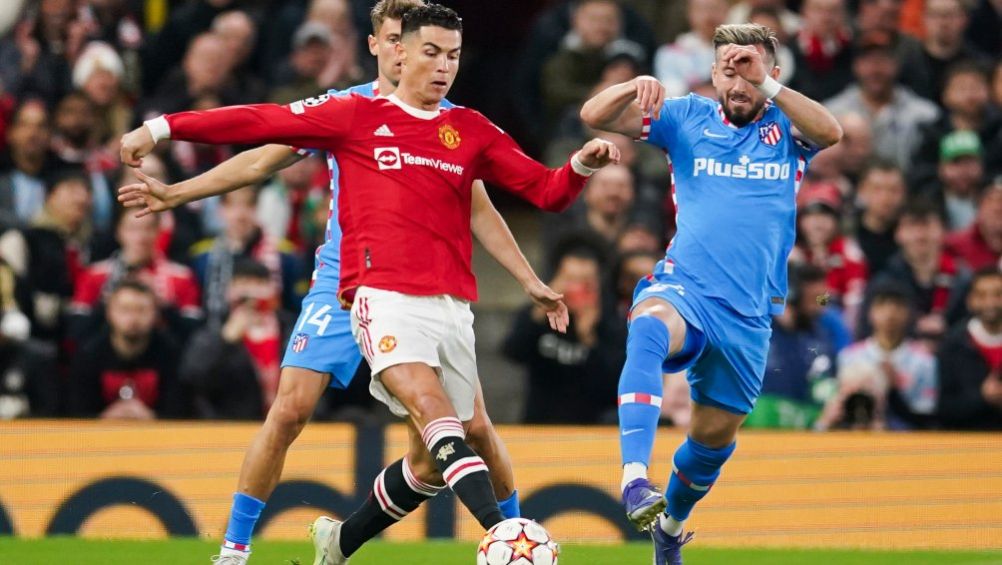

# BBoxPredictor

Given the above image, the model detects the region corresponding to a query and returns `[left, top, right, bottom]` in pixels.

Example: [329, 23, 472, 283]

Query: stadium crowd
[0, 0, 998, 430]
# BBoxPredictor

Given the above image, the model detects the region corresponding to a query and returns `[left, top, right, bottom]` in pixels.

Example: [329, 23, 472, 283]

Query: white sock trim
[373, 468, 407, 520]
[402, 458, 443, 497]
[621, 462, 648, 492]
[422, 417, 465, 449]
[659, 513, 684, 537]
[443, 455, 489, 486]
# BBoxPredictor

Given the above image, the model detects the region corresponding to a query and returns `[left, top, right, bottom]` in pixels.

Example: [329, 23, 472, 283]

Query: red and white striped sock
[423, 417, 503, 529]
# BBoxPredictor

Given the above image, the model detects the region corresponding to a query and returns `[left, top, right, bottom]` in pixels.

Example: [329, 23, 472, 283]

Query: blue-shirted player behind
[118, 2, 568, 563]
[581, 23, 842, 564]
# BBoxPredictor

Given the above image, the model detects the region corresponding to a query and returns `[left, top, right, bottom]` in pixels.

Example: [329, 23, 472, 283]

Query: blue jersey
[306, 81, 455, 292]
[643, 94, 818, 317]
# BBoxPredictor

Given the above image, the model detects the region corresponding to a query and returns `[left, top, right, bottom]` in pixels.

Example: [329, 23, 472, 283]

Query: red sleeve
[70, 270, 103, 310]
[473, 123, 587, 213]
[175, 270, 202, 315]
[165, 94, 359, 151]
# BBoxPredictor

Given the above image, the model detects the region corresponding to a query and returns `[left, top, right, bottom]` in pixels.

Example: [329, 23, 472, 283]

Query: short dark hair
[859, 158, 903, 184]
[401, 3, 462, 36]
[943, 59, 989, 90]
[898, 197, 944, 224]
[869, 280, 913, 308]
[44, 167, 91, 197]
[970, 267, 1002, 292]
[231, 258, 271, 281]
[548, 232, 606, 278]
[109, 279, 156, 301]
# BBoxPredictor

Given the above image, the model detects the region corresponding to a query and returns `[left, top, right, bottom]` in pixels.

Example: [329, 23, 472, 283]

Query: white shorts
[349, 286, 478, 421]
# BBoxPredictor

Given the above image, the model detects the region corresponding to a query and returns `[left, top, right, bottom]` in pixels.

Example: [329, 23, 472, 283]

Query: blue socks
[665, 438, 735, 521]
[498, 489, 521, 519]
[223, 492, 265, 551]
[618, 315, 670, 467]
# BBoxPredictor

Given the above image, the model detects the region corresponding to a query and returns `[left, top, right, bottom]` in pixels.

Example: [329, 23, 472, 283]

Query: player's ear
[769, 65, 781, 81]
[368, 34, 378, 57]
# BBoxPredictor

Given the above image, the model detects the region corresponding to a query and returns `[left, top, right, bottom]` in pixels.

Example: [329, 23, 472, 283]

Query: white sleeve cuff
[143, 115, 171, 142]
[570, 151, 599, 177]
[756, 76, 783, 99]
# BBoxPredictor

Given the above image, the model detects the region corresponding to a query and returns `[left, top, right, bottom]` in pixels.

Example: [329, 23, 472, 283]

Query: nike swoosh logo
[703, 128, 727, 139]
[622, 428, 644, 436]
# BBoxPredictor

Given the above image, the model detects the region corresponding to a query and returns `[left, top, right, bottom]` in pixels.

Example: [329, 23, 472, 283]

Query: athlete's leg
[465, 381, 519, 518]
[379, 362, 504, 529]
[221, 367, 330, 557]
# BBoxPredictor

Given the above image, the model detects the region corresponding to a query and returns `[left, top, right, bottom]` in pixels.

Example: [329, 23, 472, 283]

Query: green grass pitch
[0, 538, 1000, 565]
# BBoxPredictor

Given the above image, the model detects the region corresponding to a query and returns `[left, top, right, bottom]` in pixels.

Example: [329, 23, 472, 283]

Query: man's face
[800, 279, 830, 319]
[869, 298, 910, 336]
[55, 96, 95, 146]
[943, 71, 989, 115]
[618, 255, 657, 300]
[552, 256, 601, 312]
[799, 209, 839, 246]
[859, 169, 906, 221]
[802, 0, 846, 36]
[214, 12, 256, 66]
[107, 288, 157, 342]
[294, 40, 333, 79]
[853, 51, 898, 97]
[370, 18, 404, 86]
[896, 214, 944, 260]
[47, 179, 92, 230]
[938, 156, 983, 197]
[859, 0, 903, 32]
[976, 188, 1002, 237]
[220, 188, 259, 243]
[924, 0, 967, 46]
[227, 276, 277, 313]
[837, 114, 874, 172]
[8, 102, 51, 159]
[584, 164, 634, 218]
[117, 213, 158, 263]
[968, 275, 1002, 327]
[573, 0, 620, 49]
[688, 0, 727, 37]
[184, 35, 231, 94]
[712, 44, 777, 127]
[397, 25, 461, 104]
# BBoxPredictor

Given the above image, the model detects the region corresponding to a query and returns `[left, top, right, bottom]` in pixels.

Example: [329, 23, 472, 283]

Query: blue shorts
[632, 271, 772, 415]
[281, 285, 362, 389]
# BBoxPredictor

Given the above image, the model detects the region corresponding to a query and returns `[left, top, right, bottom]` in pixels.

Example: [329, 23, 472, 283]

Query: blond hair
[712, 23, 779, 66]
[370, 0, 425, 33]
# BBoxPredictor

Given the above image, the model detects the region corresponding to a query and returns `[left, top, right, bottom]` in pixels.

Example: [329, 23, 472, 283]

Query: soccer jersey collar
[387, 94, 442, 120]
[716, 99, 774, 129]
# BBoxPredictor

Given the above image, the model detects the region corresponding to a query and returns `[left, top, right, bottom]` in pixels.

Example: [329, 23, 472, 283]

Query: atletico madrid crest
[759, 121, 782, 146]
[291, 333, 309, 353]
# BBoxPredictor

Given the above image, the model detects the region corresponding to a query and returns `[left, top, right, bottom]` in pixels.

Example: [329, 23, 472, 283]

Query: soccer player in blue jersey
[119, 2, 560, 563]
[581, 23, 842, 564]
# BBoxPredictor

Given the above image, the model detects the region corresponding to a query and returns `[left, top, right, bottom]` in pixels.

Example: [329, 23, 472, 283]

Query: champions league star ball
[477, 518, 559, 565]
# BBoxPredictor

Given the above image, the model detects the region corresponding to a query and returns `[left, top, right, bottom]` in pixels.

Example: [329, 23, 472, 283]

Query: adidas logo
[374, 124, 394, 137]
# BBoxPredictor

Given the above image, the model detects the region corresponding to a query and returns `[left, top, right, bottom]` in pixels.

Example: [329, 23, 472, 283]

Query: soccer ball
[477, 518, 559, 565]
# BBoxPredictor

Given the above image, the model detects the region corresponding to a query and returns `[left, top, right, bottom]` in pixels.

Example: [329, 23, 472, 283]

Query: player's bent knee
[406, 452, 444, 487]
[409, 392, 456, 424]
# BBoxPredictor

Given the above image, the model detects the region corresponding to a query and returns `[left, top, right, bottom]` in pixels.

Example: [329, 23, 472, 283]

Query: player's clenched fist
[119, 125, 157, 168]
[633, 75, 666, 119]
[577, 138, 621, 169]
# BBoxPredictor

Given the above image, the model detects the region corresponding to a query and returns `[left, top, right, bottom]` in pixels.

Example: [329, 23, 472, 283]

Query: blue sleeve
[644, 95, 692, 153]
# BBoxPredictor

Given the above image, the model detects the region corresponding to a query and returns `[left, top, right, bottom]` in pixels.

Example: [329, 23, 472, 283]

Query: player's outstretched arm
[117, 144, 304, 218]
[721, 44, 842, 148]
[470, 180, 568, 333]
[579, 76, 665, 138]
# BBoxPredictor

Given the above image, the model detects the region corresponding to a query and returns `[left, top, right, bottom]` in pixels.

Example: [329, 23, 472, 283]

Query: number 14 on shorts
[298, 302, 334, 336]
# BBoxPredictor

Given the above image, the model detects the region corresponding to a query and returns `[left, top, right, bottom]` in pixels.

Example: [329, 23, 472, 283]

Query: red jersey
[791, 236, 869, 304]
[945, 225, 1002, 271]
[70, 255, 202, 318]
[163, 94, 588, 304]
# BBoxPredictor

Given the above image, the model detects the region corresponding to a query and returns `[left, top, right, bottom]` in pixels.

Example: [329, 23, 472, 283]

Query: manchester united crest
[378, 335, 397, 353]
[438, 124, 461, 149]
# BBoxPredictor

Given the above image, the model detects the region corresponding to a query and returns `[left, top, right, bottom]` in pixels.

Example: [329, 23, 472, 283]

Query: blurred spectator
[2, 169, 96, 345]
[831, 112, 874, 186]
[726, 0, 801, 35]
[0, 99, 68, 228]
[0, 257, 58, 418]
[145, 32, 240, 117]
[190, 186, 307, 329]
[140, 0, 236, 94]
[50, 89, 115, 231]
[269, 21, 334, 105]
[541, 0, 645, 131]
[946, 180, 1002, 271]
[67, 280, 187, 419]
[818, 282, 938, 430]
[854, 160, 906, 275]
[180, 258, 292, 419]
[937, 268, 1002, 429]
[503, 243, 625, 424]
[925, 131, 986, 231]
[73, 41, 132, 146]
[747, 7, 796, 85]
[307, 0, 364, 90]
[964, 0, 1002, 58]
[69, 210, 202, 343]
[617, 223, 662, 255]
[256, 154, 323, 249]
[0, 0, 92, 106]
[912, 0, 991, 102]
[212, 10, 267, 104]
[608, 249, 660, 320]
[854, 0, 927, 93]
[789, 0, 853, 102]
[911, 62, 1002, 189]
[994, 59, 1002, 108]
[547, 163, 635, 254]
[860, 198, 969, 342]
[653, 0, 727, 98]
[747, 264, 839, 429]
[825, 33, 939, 169]
[791, 182, 868, 328]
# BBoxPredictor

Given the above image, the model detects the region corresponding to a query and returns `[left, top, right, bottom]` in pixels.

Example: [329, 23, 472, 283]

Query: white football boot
[309, 516, 350, 565]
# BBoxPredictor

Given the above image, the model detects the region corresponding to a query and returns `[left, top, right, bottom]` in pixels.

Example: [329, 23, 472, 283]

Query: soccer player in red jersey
[120, 4, 619, 563]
